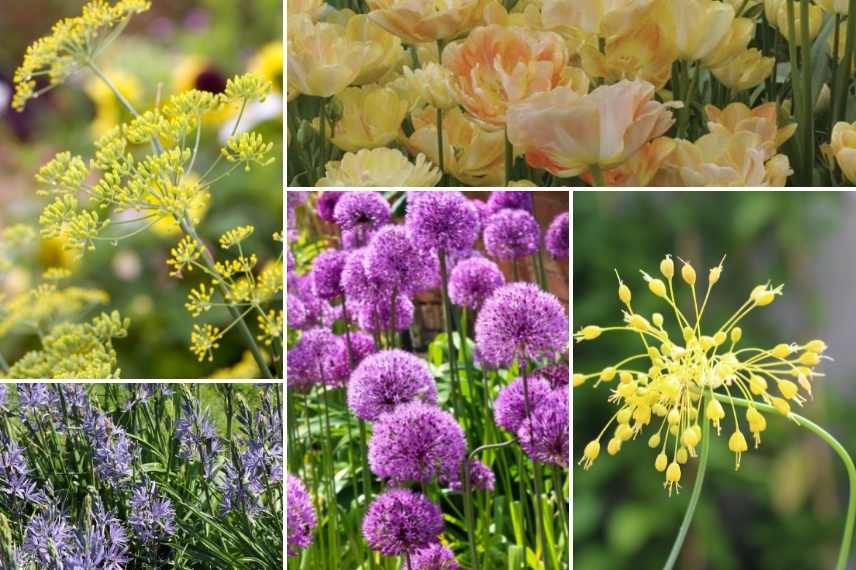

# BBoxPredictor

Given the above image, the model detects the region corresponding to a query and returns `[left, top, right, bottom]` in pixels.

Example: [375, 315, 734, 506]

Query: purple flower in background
[287, 329, 349, 390]
[333, 192, 390, 238]
[341, 248, 378, 302]
[348, 331, 376, 367]
[21, 506, 75, 565]
[175, 400, 221, 477]
[544, 212, 569, 260]
[449, 457, 495, 492]
[483, 208, 540, 261]
[16, 384, 60, 426]
[535, 362, 569, 389]
[287, 475, 316, 556]
[128, 482, 177, 545]
[365, 225, 438, 296]
[493, 376, 553, 434]
[355, 294, 415, 333]
[287, 296, 307, 329]
[287, 192, 310, 208]
[316, 191, 344, 222]
[448, 257, 506, 310]
[0, 440, 45, 504]
[368, 402, 465, 485]
[411, 542, 459, 570]
[519, 387, 569, 467]
[287, 249, 295, 272]
[348, 350, 438, 421]
[0, 385, 6, 409]
[406, 191, 479, 253]
[294, 275, 337, 329]
[486, 191, 533, 214]
[311, 249, 348, 300]
[362, 488, 443, 556]
[470, 198, 491, 230]
[83, 411, 134, 488]
[475, 283, 569, 367]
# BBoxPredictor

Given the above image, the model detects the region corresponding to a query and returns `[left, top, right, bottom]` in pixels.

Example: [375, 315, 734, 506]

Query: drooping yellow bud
[616, 424, 634, 441]
[805, 339, 828, 353]
[660, 255, 675, 279]
[649, 278, 667, 298]
[618, 371, 633, 384]
[749, 375, 768, 395]
[771, 343, 791, 359]
[665, 461, 681, 495]
[681, 262, 696, 285]
[572, 373, 586, 387]
[706, 398, 725, 433]
[600, 366, 617, 381]
[629, 314, 650, 331]
[580, 325, 603, 340]
[667, 408, 680, 425]
[713, 331, 727, 346]
[676, 448, 688, 464]
[618, 283, 632, 305]
[655, 452, 668, 472]
[652, 313, 664, 328]
[581, 440, 600, 468]
[746, 407, 766, 447]
[771, 397, 791, 416]
[730, 327, 742, 344]
[648, 433, 661, 448]
[728, 430, 748, 469]
[798, 351, 820, 366]
[777, 379, 799, 400]
[616, 408, 633, 424]
[607, 437, 622, 455]
[681, 426, 700, 449]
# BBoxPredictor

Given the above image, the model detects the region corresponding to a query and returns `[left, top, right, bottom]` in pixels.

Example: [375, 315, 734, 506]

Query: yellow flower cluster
[575, 255, 826, 495]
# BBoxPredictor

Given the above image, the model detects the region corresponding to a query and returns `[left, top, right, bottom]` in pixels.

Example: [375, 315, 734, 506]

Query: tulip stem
[663, 391, 711, 570]
[437, 106, 446, 187]
[505, 128, 514, 185]
[832, 0, 856, 125]
[713, 393, 856, 570]
[589, 164, 606, 187]
[677, 63, 699, 139]
[799, 0, 813, 185]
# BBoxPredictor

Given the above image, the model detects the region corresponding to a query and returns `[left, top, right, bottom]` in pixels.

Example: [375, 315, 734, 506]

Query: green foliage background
[573, 191, 855, 570]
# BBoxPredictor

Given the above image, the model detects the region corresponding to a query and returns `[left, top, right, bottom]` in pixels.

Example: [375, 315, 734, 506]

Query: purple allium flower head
[287, 475, 316, 556]
[316, 191, 344, 222]
[411, 543, 459, 570]
[21, 506, 75, 564]
[83, 411, 135, 488]
[519, 386, 569, 467]
[355, 294, 414, 333]
[535, 362, 569, 389]
[448, 257, 506, 310]
[483, 208, 540, 260]
[368, 401, 465, 485]
[493, 376, 553, 434]
[333, 192, 390, 232]
[287, 192, 310, 208]
[287, 249, 295, 272]
[362, 488, 443, 556]
[544, 212, 569, 260]
[470, 198, 491, 229]
[287, 329, 349, 390]
[287, 295, 307, 328]
[311, 249, 348, 300]
[341, 227, 375, 249]
[406, 191, 479, 253]
[475, 283, 569, 367]
[128, 482, 177, 544]
[348, 350, 438, 421]
[486, 191, 534, 214]
[175, 400, 221, 477]
[341, 248, 377, 302]
[449, 457, 496, 492]
[347, 331, 376, 367]
[293, 275, 336, 329]
[365, 225, 438, 296]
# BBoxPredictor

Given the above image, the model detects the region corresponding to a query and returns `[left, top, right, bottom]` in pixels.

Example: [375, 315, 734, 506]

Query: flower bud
[655, 452, 668, 472]
[580, 325, 602, 340]
[660, 255, 675, 279]
[681, 262, 696, 285]
[648, 278, 667, 298]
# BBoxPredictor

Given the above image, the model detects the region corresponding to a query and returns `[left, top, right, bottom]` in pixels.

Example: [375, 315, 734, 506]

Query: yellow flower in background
[656, 0, 735, 61]
[576, 256, 826, 493]
[702, 17, 755, 69]
[38, 237, 80, 274]
[544, 0, 657, 36]
[249, 42, 283, 93]
[317, 147, 441, 186]
[484, 0, 545, 29]
[287, 0, 326, 19]
[816, 0, 849, 13]
[340, 12, 406, 85]
[705, 102, 797, 160]
[84, 70, 143, 138]
[172, 56, 236, 124]
[323, 85, 408, 151]
[774, 2, 823, 46]
[403, 106, 506, 185]
[580, 21, 676, 89]
[579, 137, 676, 186]
[394, 62, 460, 110]
[366, 0, 489, 43]
[827, 121, 856, 183]
[443, 25, 569, 126]
[149, 175, 210, 238]
[287, 15, 380, 98]
[506, 80, 680, 177]
[710, 48, 774, 92]
[655, 131, 792, 186]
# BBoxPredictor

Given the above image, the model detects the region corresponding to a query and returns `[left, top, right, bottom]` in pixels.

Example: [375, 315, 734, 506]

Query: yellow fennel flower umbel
[575, 255, 827, 495]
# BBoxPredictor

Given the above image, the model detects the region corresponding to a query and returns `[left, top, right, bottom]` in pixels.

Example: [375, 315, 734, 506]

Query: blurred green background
[0, 0, 283, 378]
[573, 191, 856, 570]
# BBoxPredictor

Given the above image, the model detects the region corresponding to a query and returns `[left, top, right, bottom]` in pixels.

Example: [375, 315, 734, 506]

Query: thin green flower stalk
[575, 254, 851, 567]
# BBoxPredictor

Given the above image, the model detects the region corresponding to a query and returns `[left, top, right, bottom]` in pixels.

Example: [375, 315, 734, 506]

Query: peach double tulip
[580, 21, 676, 89]
[506, 79, 680, 178]
[442, 25, 569, 127]
[324, 85, 409, 151]
[655, 0, 734, 61]
[705, 102, 796, 159]
[578, 138, 676, 186]
[710, 48, 774, 92]
[366, 0, 489, 43]
[317, 148, 441, 186]
[543, 0, 657, 36]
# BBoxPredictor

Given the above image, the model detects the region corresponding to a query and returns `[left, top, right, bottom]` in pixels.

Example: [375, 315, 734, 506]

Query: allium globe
[450, 457, 496, 492]
[355, 294, 415, 333]
[287, 329, 349, 390]
[287, 475, 317, 556]
[311, 249, 348, 300]
[365, 225, 438, 295]
[493, 376, 553, 433]
[544, 212, 569, 260]
[519, 386, 569, 467]
[368, 401, 466, 485]
[333, 191, 390, 231]
[405, 191, 479, 253]
[448, 257, 506, 310]
[362, 488, 443, 556]
[287, 296, 307, 329]
[536, 362, 569, 389]
[316, 191, 344, 222]
[483, 208, 540, 260]
[341, 248, 378, 302]
[411, 542, 459, 570]
[348, 331, 376, 367]
[475, 283, 569, 367]
[348, 349, 438, 421]
[486, 191, 534, 213]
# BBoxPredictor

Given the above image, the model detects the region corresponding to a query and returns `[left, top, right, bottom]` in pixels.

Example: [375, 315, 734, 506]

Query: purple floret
[287, 475, 316, 556]
[475, 283, 568, 367]
[493, 376, 553, 434]
[406, 191, 479, 253]
[411, 542, 459, 570]
[362, 488, 443, 556]
[368, 402, 465, 485]
[448, 257, 506, 310]
[483, 208, 540, 261]
[519, 386, 569, 467]
[486, 191, 533, 214]
[287, 329, 349, 391]
[333, 192, 390, 232]
[316, 191, 344, 222]
[128, 482, 177, 545]
[347, 350, 438, 421]
[311, 249, 348, 300]
[544, 212, 569, 260]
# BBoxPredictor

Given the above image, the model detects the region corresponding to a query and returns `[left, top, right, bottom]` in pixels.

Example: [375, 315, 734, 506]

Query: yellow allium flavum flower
[366, 0, 490, 43]
[317, 147, 441, 186]
[575, 256, 827, 495]
[324, 85, 409, 152]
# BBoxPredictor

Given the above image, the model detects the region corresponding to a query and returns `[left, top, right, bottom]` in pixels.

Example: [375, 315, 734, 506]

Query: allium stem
[438, 250, 464, 423]
[462, 458, 479, 568]
[552, 464, 569, 543]
[664, 392, 711, 570]
[715, 393, 856, 570]
[521, 363, 550, 568]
